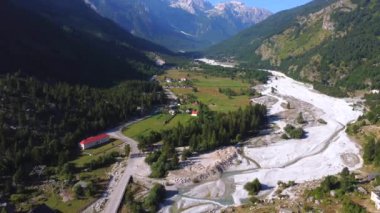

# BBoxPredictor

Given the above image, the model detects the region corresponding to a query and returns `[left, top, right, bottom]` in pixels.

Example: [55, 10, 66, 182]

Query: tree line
[143, 103, 267, 178]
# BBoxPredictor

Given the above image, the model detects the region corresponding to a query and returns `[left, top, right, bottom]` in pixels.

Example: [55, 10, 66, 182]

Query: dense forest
[143, 104, 267, 177]
[0, 73, 164, 197]
[0, 0, 172, 87]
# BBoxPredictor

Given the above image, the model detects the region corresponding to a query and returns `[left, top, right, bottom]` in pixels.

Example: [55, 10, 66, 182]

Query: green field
[123, 114, 192, 139]
[45, 191, 95, 213]
[71, 140, 124, 167]
[164, 69, 251, 112]
[123, 69, 252, 140]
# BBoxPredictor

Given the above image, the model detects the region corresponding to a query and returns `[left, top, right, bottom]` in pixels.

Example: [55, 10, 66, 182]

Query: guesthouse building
[79, 133, 110, 150]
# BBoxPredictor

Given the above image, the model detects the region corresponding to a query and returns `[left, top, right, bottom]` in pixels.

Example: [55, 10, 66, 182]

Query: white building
[79, 134, 110, 150]
[169, 109, 176, 116]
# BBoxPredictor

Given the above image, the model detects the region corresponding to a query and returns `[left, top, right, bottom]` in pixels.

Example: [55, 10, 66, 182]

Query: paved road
[102, 131, 142, 213]
[102, 115, 155, 213]
[83, 89, 177, 213]
[164, 88, 178, 101]
[82, 116, 151, 213]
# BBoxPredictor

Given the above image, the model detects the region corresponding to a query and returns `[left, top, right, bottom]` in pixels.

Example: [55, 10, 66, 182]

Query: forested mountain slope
[0, 0, 171, 87]
[0, 0, 170, 208]
[207, 0, 380, 92]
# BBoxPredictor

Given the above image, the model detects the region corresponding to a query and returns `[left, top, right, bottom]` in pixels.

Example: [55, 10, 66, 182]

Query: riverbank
[160, 69, 363, 212]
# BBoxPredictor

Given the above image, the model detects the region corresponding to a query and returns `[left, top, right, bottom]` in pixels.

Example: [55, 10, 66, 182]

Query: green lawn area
[45, 191, 95, 213]
[44, 141, 125, 212]
[123, 114, 192, 139]
[71, 140, 124, 167]
[166, 69, 251, 112]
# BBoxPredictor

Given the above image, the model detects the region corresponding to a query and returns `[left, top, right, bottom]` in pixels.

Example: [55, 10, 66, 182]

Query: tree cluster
[244, 178, 262, 196]
[143, 184, 166, 212]
[218, 88, 238, 97]
[363, 136, 380, 166]
[83, 152, 120, 171]
[73, 181, 96, 198]
[138, 131, 162, 151]
[283, 124, 305, 139]
[124, 183, 166, 213]
[218, 87, 257, 98]
[310, 168, 356, 199]
[146, 104, 267, 178]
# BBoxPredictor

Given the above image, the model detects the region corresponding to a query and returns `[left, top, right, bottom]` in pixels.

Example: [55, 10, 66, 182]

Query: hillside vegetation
[1, 0, 171, 87]
[207, 0, 380, 93]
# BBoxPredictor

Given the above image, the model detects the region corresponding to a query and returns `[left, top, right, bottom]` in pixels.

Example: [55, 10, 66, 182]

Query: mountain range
[207, 0, 380, 94]
[85, 0, 272, 51]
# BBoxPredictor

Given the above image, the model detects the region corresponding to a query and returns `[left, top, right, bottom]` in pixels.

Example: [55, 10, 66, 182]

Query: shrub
[10, 194, 27, 203]
[181, 149, 192, 161]
[124, 144, 131, 157]
[317, 119, 327, 124]
[145, 150, 162, 165]
[244, 178, 262, 195]
[84, 151, 120, 171]
[284, 124, 305, 139]
[143, 184, 166, 212]
[281, 133, 289, 140]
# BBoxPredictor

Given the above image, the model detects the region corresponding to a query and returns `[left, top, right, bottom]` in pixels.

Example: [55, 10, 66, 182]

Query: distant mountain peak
[170, 0, 213, 14]
[209, 1, 272, 24]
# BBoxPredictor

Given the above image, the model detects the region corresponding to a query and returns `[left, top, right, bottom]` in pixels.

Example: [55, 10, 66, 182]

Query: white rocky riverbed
[160, 69, 363, 213]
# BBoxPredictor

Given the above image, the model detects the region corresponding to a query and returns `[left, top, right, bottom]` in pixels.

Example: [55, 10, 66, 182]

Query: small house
[165, 78, 173, 83]
[79, 134, 110, 150]
[371, 186, 380, 210]
[371, 89, 380, 94]
[191, 110, 198, 117]
[180, 78, 188, 82]
[169, 109, 176, 116]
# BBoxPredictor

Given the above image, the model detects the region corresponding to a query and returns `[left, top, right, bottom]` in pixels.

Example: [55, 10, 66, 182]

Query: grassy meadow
[162, 69, 251, 112]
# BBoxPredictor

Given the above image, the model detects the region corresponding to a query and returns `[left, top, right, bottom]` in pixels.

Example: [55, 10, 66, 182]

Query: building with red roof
[191, 110, 198, 117]
[79, 133, 110, 150]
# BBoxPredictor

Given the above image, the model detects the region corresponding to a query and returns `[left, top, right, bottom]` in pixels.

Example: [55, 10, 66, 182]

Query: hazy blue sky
[209, 0, 313, 13]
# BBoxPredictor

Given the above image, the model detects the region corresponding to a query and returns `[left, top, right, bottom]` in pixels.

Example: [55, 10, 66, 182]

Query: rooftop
[80, 133, 109, 145]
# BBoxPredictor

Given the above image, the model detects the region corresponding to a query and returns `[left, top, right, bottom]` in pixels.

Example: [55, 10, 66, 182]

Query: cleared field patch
[123, 114, 192, 139]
